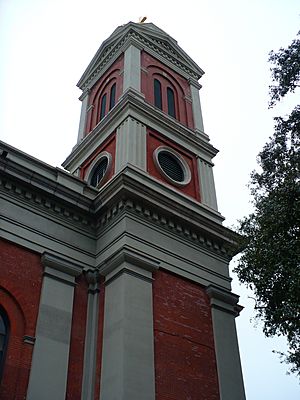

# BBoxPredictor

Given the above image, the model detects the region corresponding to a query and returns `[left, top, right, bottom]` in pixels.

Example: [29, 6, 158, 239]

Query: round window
[153, 146, 191, 187]
[88, 152, 112, 188]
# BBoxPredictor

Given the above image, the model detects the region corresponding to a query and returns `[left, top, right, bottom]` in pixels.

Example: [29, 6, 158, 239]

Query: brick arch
[0, 288, 28, 400]
[152, 70, 183, 121]
[0, 287, 26, 336]
[0, 239, 43, 399]
[86, 55, 124, 134]
[141, 52, 194, 129]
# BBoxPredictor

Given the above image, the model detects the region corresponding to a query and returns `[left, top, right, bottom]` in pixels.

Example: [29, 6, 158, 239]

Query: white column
[189, 79, 205, 134]
[123, 44, 141, 93]
[115, 117, 147, 172]
[206, 286, 246, 400]
[81, 270, 100, 400]
[77, 89, 90, 143]
[198, 158, 218, 210]
[99, 248, 159, 400]
[27, 253, 82, 400]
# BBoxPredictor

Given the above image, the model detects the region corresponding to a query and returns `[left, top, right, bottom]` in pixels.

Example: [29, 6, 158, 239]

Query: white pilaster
[198, 158, 218, 210]
[99, 248, 159, 400]
[81, 270, 100, 400]
[115, 117, 147, 172]
[77, 89, 90, 143]
[123, 44, 141, 93]
[206, 286, 246, 400]
[27, 253, 82, 400]
[189, 79, 205, 133]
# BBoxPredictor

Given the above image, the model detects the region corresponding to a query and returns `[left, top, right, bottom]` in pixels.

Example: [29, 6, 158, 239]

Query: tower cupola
[62, 22, 218, 212]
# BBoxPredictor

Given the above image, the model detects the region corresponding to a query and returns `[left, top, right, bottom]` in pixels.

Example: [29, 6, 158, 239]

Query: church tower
[0, 22, 245, 400]
[62, 21, 246, 400]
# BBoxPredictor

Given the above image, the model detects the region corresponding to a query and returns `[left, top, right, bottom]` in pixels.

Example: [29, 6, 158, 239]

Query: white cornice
[93, 165, 240, 259]
[62, 89, 218, 172]
[77, 22, 204, 91]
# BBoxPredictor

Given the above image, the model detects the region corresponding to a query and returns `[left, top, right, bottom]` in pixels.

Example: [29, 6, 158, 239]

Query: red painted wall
[141, 51, 194, 130]
[85, 55, 124, 134]
[0, 239, 42, 400]
[65, 275, 105, 400]
[94, 279, 105, 400]
[147, 130, 200, 201]
[153, 270, 220, 400]
[66, 274, 88, 400]
[80, 133, 116, 184]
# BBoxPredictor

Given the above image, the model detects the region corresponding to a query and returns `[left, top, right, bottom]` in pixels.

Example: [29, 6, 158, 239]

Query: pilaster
[77, 89, 90, 143]
[27, 253, 82, 400]
[99, 247, 159, 400]
[206, 285, 246, 400]
[123, 44, 141, 93]
[115, 117, 147, 172]
[81, 270, 101, 400]
[189, 78, 207, 138]
[198, 157, 218, 210]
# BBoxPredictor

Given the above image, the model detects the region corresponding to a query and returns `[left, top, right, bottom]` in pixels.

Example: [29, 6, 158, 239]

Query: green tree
[234, 32, 300, 376]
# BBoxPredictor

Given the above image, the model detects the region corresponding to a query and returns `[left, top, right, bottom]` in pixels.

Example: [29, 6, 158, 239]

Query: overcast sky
[0, 0, 299, 398]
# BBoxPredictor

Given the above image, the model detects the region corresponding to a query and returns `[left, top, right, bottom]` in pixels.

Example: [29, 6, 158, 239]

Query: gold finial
[139, 16, 147, 23]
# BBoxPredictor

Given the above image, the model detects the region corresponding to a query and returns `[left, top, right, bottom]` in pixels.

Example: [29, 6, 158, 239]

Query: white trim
[86, 151, 112, 188]
[153, 146, 191, 187]
[123, 44, 141, 93]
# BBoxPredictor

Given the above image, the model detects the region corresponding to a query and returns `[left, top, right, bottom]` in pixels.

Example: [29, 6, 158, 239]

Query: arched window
[109, 83, 116, 110]
[154, 79, 162, 110]
[99, 94, 107, 121]
[0, 309, 9, 381]
[167, 87, 176, 118]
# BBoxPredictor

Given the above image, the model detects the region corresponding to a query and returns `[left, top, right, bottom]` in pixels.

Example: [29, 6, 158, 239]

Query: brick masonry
[0, 239, 42, 400]
[153, 269, 220, 400]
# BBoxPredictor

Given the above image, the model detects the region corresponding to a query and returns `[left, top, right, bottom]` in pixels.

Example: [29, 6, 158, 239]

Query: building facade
[0, 22, 246, 400]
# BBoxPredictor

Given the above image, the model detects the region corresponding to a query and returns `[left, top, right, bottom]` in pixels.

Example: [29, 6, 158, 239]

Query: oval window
[153, 146, 191, 187]
[158, 151, 184, 182]
[88, 152, 112, 188]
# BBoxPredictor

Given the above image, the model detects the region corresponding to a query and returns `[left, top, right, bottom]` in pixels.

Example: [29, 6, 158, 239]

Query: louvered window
[157, 151, 184, 182]
[90, 157, 109, 187]
[0, 309, 9, 381]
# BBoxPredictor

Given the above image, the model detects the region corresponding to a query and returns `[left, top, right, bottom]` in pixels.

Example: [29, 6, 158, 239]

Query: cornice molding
[62, 89, 217, 172]
[0, 174, 95, 230]
[77, 24, 203, 91]
[98, 245, 160, 285]
[42, 252, 83, 277]
[0, 141, 97, 229]
[206, 285, 244, 317]
[99, 245, 160, 275]
[94, 166, 239, 260]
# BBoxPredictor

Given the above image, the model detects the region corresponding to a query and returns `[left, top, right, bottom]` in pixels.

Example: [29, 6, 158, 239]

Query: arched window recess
[0, 308, 9, 382]
[87, 152, 112, 189]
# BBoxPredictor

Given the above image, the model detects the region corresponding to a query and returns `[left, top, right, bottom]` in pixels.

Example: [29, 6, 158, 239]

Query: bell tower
[62, 21, 245, 400]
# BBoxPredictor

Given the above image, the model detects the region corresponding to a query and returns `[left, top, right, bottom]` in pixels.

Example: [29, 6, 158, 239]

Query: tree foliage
[234, 32, 300, 376]
[268, 31, 300, 107]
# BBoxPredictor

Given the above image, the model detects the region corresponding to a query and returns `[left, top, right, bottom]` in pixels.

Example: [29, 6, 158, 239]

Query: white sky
[0, 0, 299, 398]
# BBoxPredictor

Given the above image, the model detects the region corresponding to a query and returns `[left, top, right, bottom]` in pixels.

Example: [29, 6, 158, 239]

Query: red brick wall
[85, 55, 124, 134]
[66, 274, 88, 399]
[141, 51, 194, 130]
[94, 279, 105, 400]
[65, 276, 105, 400]
[147, 130, 201, 201]
[153, 270, 220, 400]
[0, 239, 42, 400]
